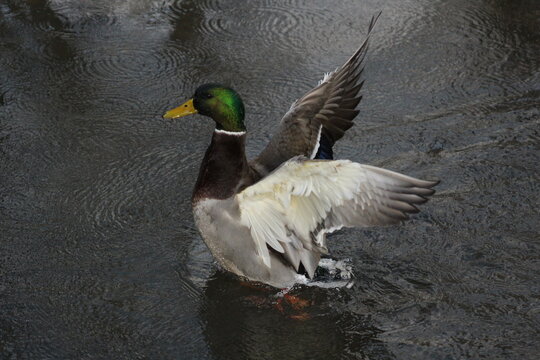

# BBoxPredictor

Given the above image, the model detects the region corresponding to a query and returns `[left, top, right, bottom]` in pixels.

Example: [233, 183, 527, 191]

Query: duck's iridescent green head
[163, 84, 246, 132]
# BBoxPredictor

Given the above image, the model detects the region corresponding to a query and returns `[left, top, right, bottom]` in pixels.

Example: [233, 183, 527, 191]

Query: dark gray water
[1, 0, 539, 359]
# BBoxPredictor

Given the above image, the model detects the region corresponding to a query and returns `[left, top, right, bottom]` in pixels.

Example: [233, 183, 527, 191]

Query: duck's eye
[205, 93, 213, 99]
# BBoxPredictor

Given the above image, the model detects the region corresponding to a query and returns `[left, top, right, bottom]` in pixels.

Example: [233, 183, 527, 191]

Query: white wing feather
[236, 157, 437, 269]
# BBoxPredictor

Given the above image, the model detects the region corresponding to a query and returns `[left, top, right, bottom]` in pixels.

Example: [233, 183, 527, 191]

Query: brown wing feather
[250, 13, 381, 175]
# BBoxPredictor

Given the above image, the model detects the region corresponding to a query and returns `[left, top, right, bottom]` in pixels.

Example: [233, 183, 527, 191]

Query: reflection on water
[1, 0, 539, 359]
[201, 271, 391, 360]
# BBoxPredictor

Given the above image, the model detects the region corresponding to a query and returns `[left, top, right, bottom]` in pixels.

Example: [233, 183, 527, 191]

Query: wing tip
[369, 12, 383, 32]
[418, 178, 440, 197]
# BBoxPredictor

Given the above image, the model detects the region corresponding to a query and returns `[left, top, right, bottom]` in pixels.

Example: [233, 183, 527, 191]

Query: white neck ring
[214, 128, 246, 136]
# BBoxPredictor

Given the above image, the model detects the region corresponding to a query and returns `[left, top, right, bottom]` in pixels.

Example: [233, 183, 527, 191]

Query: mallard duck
[163, 15, 438, 288]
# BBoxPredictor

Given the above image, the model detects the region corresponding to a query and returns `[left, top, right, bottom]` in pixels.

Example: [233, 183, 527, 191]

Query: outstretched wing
[237, 156, 438, 277]
[250, 13, 381, 175]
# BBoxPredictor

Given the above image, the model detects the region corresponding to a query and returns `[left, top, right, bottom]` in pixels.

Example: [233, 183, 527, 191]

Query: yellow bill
[163, 98, 198, 119]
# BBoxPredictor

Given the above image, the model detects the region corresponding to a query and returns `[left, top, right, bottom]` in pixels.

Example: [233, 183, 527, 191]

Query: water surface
[1, 0, 539, 359]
